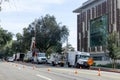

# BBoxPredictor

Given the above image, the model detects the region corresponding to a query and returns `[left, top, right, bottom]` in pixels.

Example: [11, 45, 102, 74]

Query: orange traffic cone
[80, 66, 82, 69]
[23, 65, 25, 69]
[33, 66, 35, 70]
[48, 68, 50, 71]
[16, 64, 18, 67]
[98, 68, 101, 76]
[74, 70, 78, 74]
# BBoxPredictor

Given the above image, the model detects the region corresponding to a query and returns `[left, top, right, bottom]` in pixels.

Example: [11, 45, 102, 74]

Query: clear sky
[0, 0, 87, 50]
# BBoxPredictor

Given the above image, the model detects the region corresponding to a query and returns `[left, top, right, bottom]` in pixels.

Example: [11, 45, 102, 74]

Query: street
[0, 61, 120, 80]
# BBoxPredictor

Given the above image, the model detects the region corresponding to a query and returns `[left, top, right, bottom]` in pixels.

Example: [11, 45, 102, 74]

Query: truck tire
[76, 63, 80, 68]
[68, 62, 71, 67]
[52, 62, 55, 66]
[60, 63, 64, 67]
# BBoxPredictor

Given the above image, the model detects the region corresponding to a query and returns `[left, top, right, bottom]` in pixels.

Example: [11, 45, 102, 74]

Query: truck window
[38, 53, 45, 57]
[79, 55, 90, 60]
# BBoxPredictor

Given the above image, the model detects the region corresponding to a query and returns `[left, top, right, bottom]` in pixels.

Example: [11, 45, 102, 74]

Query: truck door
[75, 55, 78, 64]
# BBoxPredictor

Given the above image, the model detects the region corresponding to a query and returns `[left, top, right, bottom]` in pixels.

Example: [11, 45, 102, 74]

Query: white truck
[26, 51, 47, 64]
[24, 51, 32, 62]
[34, 52, 47, 64]
[27, 37, 47, 63]
[15, 53, 25, 61]
[66, 51, 90, 68]
[32, 52, 47, 63]
[47, 53, 64, 67]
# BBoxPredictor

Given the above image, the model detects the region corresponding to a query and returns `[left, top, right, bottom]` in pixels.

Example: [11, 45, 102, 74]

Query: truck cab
[36, 53, 47, 63]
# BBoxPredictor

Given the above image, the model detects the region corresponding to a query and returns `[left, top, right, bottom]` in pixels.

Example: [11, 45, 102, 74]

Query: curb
[91, 67, 120, 73]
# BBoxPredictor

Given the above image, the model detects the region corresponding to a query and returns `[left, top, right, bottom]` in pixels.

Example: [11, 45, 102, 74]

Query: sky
[0, 0, 88, 50]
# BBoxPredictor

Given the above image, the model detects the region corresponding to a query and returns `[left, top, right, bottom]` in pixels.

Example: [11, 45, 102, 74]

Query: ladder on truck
[30, 37, 36, 51]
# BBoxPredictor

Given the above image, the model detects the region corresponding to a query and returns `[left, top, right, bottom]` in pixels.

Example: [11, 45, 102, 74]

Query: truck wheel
[52, 62, 55, 66]
[68, 62, 71, 67]
[76, 63, 80, 68]
[60, 63, 64, 67]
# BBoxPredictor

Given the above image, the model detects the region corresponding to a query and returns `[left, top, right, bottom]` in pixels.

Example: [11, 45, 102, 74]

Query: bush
[97, 63, 120, 69]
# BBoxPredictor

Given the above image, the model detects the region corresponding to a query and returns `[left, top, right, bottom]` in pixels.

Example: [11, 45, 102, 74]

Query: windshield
[79, 55, 90, 60]
[38, 53, 45, 57]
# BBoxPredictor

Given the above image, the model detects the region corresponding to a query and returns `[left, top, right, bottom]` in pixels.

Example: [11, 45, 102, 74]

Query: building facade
[73, 0, 120, 61]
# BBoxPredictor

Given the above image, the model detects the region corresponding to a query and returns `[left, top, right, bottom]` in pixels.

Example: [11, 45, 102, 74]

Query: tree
[12, 33, 27, 53]
[0, 27, 13, 57]
[22, 14, 69, 53]
[62, 44, 75, 53]
[0, 27, 13, 50]
[107, 31, 120, 69]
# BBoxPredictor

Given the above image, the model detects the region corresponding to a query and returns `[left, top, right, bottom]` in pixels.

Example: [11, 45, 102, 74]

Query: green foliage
[0, 27, 13, 50]
[62, 44, 75, 52]
[107, 31, 120, 59]
[107, 31, 120, 68]
[22, 14, 69, 53]
[11, 33, 27, 53]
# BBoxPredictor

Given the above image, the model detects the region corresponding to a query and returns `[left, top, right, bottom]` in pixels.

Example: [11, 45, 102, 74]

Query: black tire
[68, 62, 71, 67]
[76, 63, 80, 68]
[60, 63, 64, 67]
[52, 62, 55, 66]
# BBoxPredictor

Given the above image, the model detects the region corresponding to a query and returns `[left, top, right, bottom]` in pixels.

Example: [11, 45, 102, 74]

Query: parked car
[7, 57, 14, 62]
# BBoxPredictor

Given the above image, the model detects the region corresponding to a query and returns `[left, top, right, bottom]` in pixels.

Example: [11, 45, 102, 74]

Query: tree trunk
[113, 59, 116, 69]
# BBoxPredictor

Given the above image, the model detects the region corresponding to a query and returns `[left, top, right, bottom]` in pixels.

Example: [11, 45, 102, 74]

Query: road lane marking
[36, 74, 52, 80]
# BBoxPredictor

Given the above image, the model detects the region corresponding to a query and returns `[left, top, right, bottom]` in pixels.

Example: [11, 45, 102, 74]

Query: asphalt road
[0, 61, 120, 80]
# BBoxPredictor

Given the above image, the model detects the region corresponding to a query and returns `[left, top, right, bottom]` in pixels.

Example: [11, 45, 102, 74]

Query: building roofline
[73, 0, 98, 13]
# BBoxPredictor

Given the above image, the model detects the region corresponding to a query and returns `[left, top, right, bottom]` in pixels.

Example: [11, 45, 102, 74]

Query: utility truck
[33, 52, 47, 64]
[26, 37, 47, 64]
[25, 50, 47, 64]
[15, 53, 25, 61]
[24, 51, 32, 62]
[47, 53, 64, 67]
[66, 51, 90, 68]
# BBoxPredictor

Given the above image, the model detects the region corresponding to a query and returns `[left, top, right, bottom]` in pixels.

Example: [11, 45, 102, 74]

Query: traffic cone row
[7, 62, 102, 77]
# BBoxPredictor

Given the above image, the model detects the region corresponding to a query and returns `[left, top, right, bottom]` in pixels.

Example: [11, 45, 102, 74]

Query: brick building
[73, 0, 120, 61]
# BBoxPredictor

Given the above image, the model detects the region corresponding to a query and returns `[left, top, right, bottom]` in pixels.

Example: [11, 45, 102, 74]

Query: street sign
[87, 58, 94, 66]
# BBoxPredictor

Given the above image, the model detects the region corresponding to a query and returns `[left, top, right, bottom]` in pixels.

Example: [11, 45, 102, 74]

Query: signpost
[87, 58, 94, 66]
